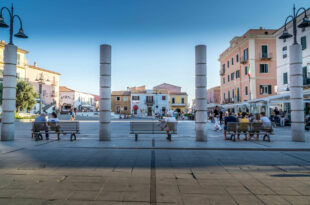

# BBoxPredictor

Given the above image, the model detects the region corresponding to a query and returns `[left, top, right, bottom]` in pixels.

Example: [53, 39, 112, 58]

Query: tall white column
[1, 44, 17, 141]
[195, 45, 207, 141]
[99, 44, 111, 141]
[289, 44, 305, 142]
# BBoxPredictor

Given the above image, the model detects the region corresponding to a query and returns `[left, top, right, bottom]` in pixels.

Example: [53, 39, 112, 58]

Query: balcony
[220, 70, 225, 76]
[145, 100, 154, 106]
[260, 52, 272, 60]
[240, 56, 248, 64]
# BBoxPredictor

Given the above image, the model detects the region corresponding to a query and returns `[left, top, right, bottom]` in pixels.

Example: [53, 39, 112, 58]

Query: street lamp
[36, 73, 50, 114]
[0, 4, 28, 141]
[0, 4, 28, 45]
[279, 5, 310, 142]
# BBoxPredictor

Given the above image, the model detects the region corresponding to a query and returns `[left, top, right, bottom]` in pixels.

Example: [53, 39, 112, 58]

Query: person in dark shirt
[224, 111, 237, 140]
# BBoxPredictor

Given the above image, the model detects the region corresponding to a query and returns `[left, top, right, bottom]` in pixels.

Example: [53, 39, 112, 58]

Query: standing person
[223, 111, 237, 140]
[279, 109, 286, 127]
[34, 113, 49, 140]
[213, 106, 222, 131]
[69, 108, 75, 121]
[219, 110, 223, 125]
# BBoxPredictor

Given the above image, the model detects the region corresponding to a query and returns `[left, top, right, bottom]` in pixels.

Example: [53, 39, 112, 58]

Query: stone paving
[0, 121, 310, 204]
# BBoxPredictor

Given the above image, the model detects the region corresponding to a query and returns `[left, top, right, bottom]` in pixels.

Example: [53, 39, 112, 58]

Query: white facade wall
[131, 90, 169, 116]
[275, 9, 310, 93]
[60, 91, 95, 109]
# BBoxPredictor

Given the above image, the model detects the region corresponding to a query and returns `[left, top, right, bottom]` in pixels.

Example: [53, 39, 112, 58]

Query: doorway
[147, 107, 152, 116]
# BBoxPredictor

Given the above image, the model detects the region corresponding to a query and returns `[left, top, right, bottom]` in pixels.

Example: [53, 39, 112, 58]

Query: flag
[248, 65, 251, 78]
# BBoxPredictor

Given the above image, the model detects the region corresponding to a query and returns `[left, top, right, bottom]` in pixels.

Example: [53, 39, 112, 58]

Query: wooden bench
[226, 122, 273, 142]
[130, 121, 177, 141]
[32, 121, 80, 141]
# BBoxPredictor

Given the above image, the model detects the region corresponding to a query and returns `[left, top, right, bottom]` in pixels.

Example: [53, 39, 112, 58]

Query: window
[245, 86, 248, 95]
[224, 93, 226, 100]
[181, 98, 185, 104]
[243, 48, 248, 61]
[301, 36, 307, 50]
[260, 85, 272, 95]
[123, 96, 128, 101]
[236, 54, 239, 62]
[245, 66, 248, 75]
[17, 53, 21, 65]
[236, 70, 240, 79]
[146, 96, 153, 103]
[162, 96, 166, 100]
[261, 45, 268, 58]
[231, 72, 235, 80]
[222, 64, 225, 74]
[231, 57, 234, 65]
[124, 106, 128, 111]
[227, 61, 229, 68]
[228, 91, 231, 100]
[283, 72, 288, 84]
[232, 89, 235, 98]
[172, 97, 175, 104]
[303, 66, 309, 85]
[260, 64, 268, 73]
[132, 96, 139, 101]
[228, 75, 230, 82]
[223, 78, 225, 84]
[282, 46, 287, 58]
[116, 96, 121, 101]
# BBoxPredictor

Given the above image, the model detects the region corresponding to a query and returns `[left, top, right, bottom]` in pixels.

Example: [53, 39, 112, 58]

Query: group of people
[212, 106, 272, 141]
[34, 112, 59, 140]
[273, 107, 286, 127]
[223, 111, 271, 141]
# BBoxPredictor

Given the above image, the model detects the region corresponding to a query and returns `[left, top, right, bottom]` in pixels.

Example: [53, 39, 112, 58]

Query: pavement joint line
[150, 150, 156, 204]
[59, 147, 310, 152]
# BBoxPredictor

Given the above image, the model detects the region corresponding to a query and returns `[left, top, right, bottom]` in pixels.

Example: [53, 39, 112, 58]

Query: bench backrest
[227, 122, 238, 132]
[238, 122, 249, 131]
[58, 121, 79, 131]
[130, 121, 178, 132]
[251, 122, 262, 132]
[33, 122, 48, 132]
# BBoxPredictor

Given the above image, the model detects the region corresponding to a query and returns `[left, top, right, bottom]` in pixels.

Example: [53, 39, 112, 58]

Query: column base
[99, 123, 111, 141]
[195, 123, 207, 142]
[291, 123, 305, 142]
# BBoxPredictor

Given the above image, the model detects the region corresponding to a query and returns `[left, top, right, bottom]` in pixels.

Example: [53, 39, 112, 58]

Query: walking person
[279, 109, 286, 127]
[69, 108, 76, 121]
[214, 106, 222, 131]
[160, 113, 177, 141]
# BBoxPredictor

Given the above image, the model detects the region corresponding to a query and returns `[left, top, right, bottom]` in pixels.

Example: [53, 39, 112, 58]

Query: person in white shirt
[161, 113, 177, 141]
[48, 112, 59, 123]
[260, 112, 271, 128]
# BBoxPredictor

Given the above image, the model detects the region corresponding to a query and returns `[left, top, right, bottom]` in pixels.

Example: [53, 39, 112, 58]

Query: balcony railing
[220, 70, 225, 76]
[260, 52, 272, 60]
[240, 56, 248, 64]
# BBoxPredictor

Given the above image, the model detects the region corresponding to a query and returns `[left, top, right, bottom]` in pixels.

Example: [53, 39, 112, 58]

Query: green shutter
[260, 85, 263, 94]
[268, 85, 272, 94]
[301, 36, 307, 50]
[266, 64, 268, 73]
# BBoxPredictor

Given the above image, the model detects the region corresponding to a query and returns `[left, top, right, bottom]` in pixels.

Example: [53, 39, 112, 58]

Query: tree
[16, 80, 38, 112]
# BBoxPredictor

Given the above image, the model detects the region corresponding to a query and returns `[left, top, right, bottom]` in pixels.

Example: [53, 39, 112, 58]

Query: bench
[226, 122, 273, 142]
[32, 121, 80, 141]
[130, 121, 177, 141]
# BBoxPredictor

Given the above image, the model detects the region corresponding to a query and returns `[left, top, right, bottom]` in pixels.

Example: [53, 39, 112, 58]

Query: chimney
[259, 26, 263, 30]
[34, 62, 37, 67]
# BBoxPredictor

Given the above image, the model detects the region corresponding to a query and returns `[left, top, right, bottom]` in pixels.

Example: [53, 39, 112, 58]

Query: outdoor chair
[226, 122, 238, 141]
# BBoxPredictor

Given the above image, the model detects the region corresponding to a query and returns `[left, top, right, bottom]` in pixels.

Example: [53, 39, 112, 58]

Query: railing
[240, 56, 248, 64]
[260, 52, 272, 60]
[220, 70, 225, 76]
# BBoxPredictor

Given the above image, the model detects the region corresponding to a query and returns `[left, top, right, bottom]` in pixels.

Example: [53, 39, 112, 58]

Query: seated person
[34, 113, 49, 140]
[238, 112, 249, 141]
[49, 112, 59, 123]
[48, 112, 60, 132]
[161, 113, 176, 141]
[224, 111, 237, 140]
[260, 112, 271, 128]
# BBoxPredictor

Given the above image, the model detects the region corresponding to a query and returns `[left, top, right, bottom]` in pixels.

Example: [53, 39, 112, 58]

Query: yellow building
[169, 92, 188, 113]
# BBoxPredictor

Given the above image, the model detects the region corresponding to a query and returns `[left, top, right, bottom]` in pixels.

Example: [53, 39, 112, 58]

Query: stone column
[1, 44, 17, 141]
[289, 44, 305, 142]
[99, 44, 111, 141]
[195, 45, 207, 141]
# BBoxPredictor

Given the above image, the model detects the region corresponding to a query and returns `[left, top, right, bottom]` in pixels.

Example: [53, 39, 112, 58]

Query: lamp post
[279, 5, 310, 142]
[0, 4, 28, 141]
[35, 73, 49, 114]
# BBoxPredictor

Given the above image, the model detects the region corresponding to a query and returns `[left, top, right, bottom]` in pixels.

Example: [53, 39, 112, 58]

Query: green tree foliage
[16, 80, 38, 112]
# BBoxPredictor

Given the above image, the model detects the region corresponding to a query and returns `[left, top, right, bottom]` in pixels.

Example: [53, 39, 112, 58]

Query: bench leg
[70, 134, 76, 141]
[135, 134, 138, 141]
[57, 133, 60, 140]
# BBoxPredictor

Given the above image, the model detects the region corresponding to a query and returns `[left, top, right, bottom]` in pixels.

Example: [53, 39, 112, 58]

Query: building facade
[131, 89, 169, 116]
[0, 41, 61, 110]
[219, 28, 277, 104]
[207, 86, 221, 104]
[111, 91, 131, 115]
[169, 92, 188, 113]
[153, 83, 181, 93]
[274, 8, 310, 94]
[59, 86, 95, 111]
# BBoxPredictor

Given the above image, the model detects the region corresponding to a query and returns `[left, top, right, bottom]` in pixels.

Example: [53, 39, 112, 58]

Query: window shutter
[268, 85, 272, 94]
[260, 64, 263, 73]
[266, 64, 269, 73]
[260, 85, 263, 94]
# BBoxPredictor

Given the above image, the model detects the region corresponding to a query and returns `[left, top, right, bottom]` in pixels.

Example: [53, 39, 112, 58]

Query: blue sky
[0, 0, 309, 103]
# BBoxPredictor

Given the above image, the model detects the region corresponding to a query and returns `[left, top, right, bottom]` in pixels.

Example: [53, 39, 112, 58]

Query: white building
[59, 86, 95, 111]
[131, 89, 169, 117]
[275, 8, 310, 94]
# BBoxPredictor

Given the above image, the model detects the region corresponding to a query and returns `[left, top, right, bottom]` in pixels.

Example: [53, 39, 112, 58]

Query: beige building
[0, 40, 61, 110]
[111, 91, 131, 115]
